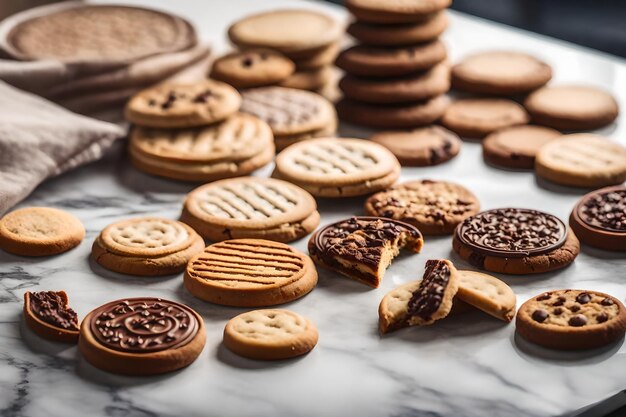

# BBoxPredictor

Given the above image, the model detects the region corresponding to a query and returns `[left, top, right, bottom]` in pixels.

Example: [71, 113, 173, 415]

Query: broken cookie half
[24, 290, 80, 343]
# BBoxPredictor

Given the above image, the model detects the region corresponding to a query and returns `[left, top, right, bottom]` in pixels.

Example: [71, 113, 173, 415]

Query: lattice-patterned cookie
[92, 217, 204, 276]
[185, 239, 317, 306]
[273, 138, 401, 197]
[181, 177, 320, 243]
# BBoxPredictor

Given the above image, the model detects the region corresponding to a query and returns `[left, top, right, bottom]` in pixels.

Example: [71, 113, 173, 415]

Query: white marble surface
[1, 1, 626, 416]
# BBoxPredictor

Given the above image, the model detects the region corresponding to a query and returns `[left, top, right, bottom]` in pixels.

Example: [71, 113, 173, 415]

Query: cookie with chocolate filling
[516, 290, 626, 350]
[23, 291, 80, 343]
[308, 217, 424, 288]
[452, 208, 579, 275]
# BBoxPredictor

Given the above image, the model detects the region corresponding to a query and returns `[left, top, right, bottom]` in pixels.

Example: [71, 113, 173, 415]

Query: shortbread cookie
[125, 80, 241, 128]
[273, 138, 401, 197]
[339, 62, 450, 104]
[451, 51, 552, 95]
[569, 186, 626, 251]
[378, 259, 458, 333]
[365, 179, 480, 235]
[516, 290, 626, 350]
[293, 42, 340, 70]
[223, 309, 318, 360]
[79, 297, 206, 375]
[347, 11, 448, 46]
[336, 41, 447, 78]
[482, 125, 561, 169]
[129, 113, 274, 182]
[92, 217, 204, 276]
[240, 86, 336, 136]
[337, 95, 449, 129]
[279, 66, 333, 91]
[441, 98, 530, 138]
[370, 126, 460, 167]
[0, 207, 84, 256]
[535, 134, 626, 188]
[456, 270, 516, 322]
[210, 49, 295, 89]
[24, 291, 79, 343]
[524, 85, 619, 130]
[453, 208, 579, 275]
[181, 177, 320, 243]
[345, 0, 451, 24]
[308, 217, 424, 288]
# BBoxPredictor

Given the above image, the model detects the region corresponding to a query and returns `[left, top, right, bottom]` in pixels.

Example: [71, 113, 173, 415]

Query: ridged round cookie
[181, 177, 320, 243]
[365, 179, 480, 235]
[441, 98, 530, 138]
[223, 309, 318, 360]
[516, 290, 626, 350]
[451, 51, 552, 95]
[273, 138, 401, 197]
[524, 85, 619, 130]
[345, 0, 451, 24]
[347, 11, 448, 46]
[210, 49, 295, 89]
[125, 80, 241, 128]
[535, 134, 626, 188]
[185, 239, 317, 306]
[0, 207, 84, 256]
[456, 270, 516, 322]
[482, 125, 561, 169]
[92, 217, 205, 276]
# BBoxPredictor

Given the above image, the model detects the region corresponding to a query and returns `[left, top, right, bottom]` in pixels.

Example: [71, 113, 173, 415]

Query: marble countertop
[1, 1, 626, 416]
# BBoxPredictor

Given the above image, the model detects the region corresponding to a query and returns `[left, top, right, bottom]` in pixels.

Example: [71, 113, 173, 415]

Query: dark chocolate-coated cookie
[23, 291, 80, 343]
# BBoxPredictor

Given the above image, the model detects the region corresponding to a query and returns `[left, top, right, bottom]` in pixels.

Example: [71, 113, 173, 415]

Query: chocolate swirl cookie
[453, 208, 579, 274]
[23, 291, 80, 343]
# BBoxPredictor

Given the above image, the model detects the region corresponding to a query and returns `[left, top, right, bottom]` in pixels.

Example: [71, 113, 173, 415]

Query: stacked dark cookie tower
[336, 0, 452, 128]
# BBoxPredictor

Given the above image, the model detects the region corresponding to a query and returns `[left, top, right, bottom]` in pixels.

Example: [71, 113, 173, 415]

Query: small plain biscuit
[292, 42, 340, 70]
[279, 66, 333, 91]
[535, 134, 626, 188]
[274, 119, 338, 152]
[210, 49, 295, 89]
[125, 80, 241, 128]
[456, 270, 516, 322]
[223, 309, 318, 360]
[451, 51, 552, 95]
[23, 291, 80, 343]
[347, 11, 448, 46]
[524, 85, 619, 130]
[441, 98, 530, 138]
[0, 207, 84, 256]
[482, 125, 561, 169]
[345, 0, 452, 24]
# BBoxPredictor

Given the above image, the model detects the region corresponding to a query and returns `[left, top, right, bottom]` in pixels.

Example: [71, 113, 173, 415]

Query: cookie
[223, 309, 318, 360]
[210, 49, 295, 89]
[369, 126, 460, 166]
[0, 207, 84, 257]
[125, 80, 241, 128]
[339, 61, 450, 104]
[482, 125, 561, 169]
[240, 86, 336, 136]
[335, 40, 447, 78]
[79, 297, 206, 375]
[569, 186, 626, 251]
[337, 95, 449, 129]
[292, 42, 340, 70]
[456, 270, 516, 322]
[181, 177, 320, 243]
[273, 138, 401, 198]
[227, 9, 342, 57]
[453, 208, 579, 275]
[308, 217, 423, 288]
[365, 179, 480, 235]
[129, 113, 274, 182]
[274, 120, 338, 152]
[92, 217, 205, 276]
[23, 291, 79, 343]
[516, 290, 626, 350]
[451, 51, 552, 95]
[378, 259, 458, 333]
[524, 85, 619, 130]
[347, 11, 448, 46]
[535, 134, 626, 188]
[279, 66, 333, 91]
[345, 0, 451, 24]
[441, 98, 530, 138]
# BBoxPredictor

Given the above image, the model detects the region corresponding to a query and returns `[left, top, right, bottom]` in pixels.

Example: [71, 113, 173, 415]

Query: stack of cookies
[336, 0, 452, 128]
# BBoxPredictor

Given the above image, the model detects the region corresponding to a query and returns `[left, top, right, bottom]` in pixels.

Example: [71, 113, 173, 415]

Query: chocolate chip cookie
[210, 49, 295, 89]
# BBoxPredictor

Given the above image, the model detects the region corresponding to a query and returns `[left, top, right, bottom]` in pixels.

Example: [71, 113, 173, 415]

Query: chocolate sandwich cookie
[441, 98, 530, 138]
[453, 208, 579, 274]
[308, 217, 424, 288]
[345, 0, 451, 24]
[210, 49, 295, 89]
[516, 290, 626, 350]
[23, 291, 80, 343]
[79, 297, 206, 375]
[569, 186, 626, 251]
[482, 125, 561, 169]
[347, 11, 448, 46]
